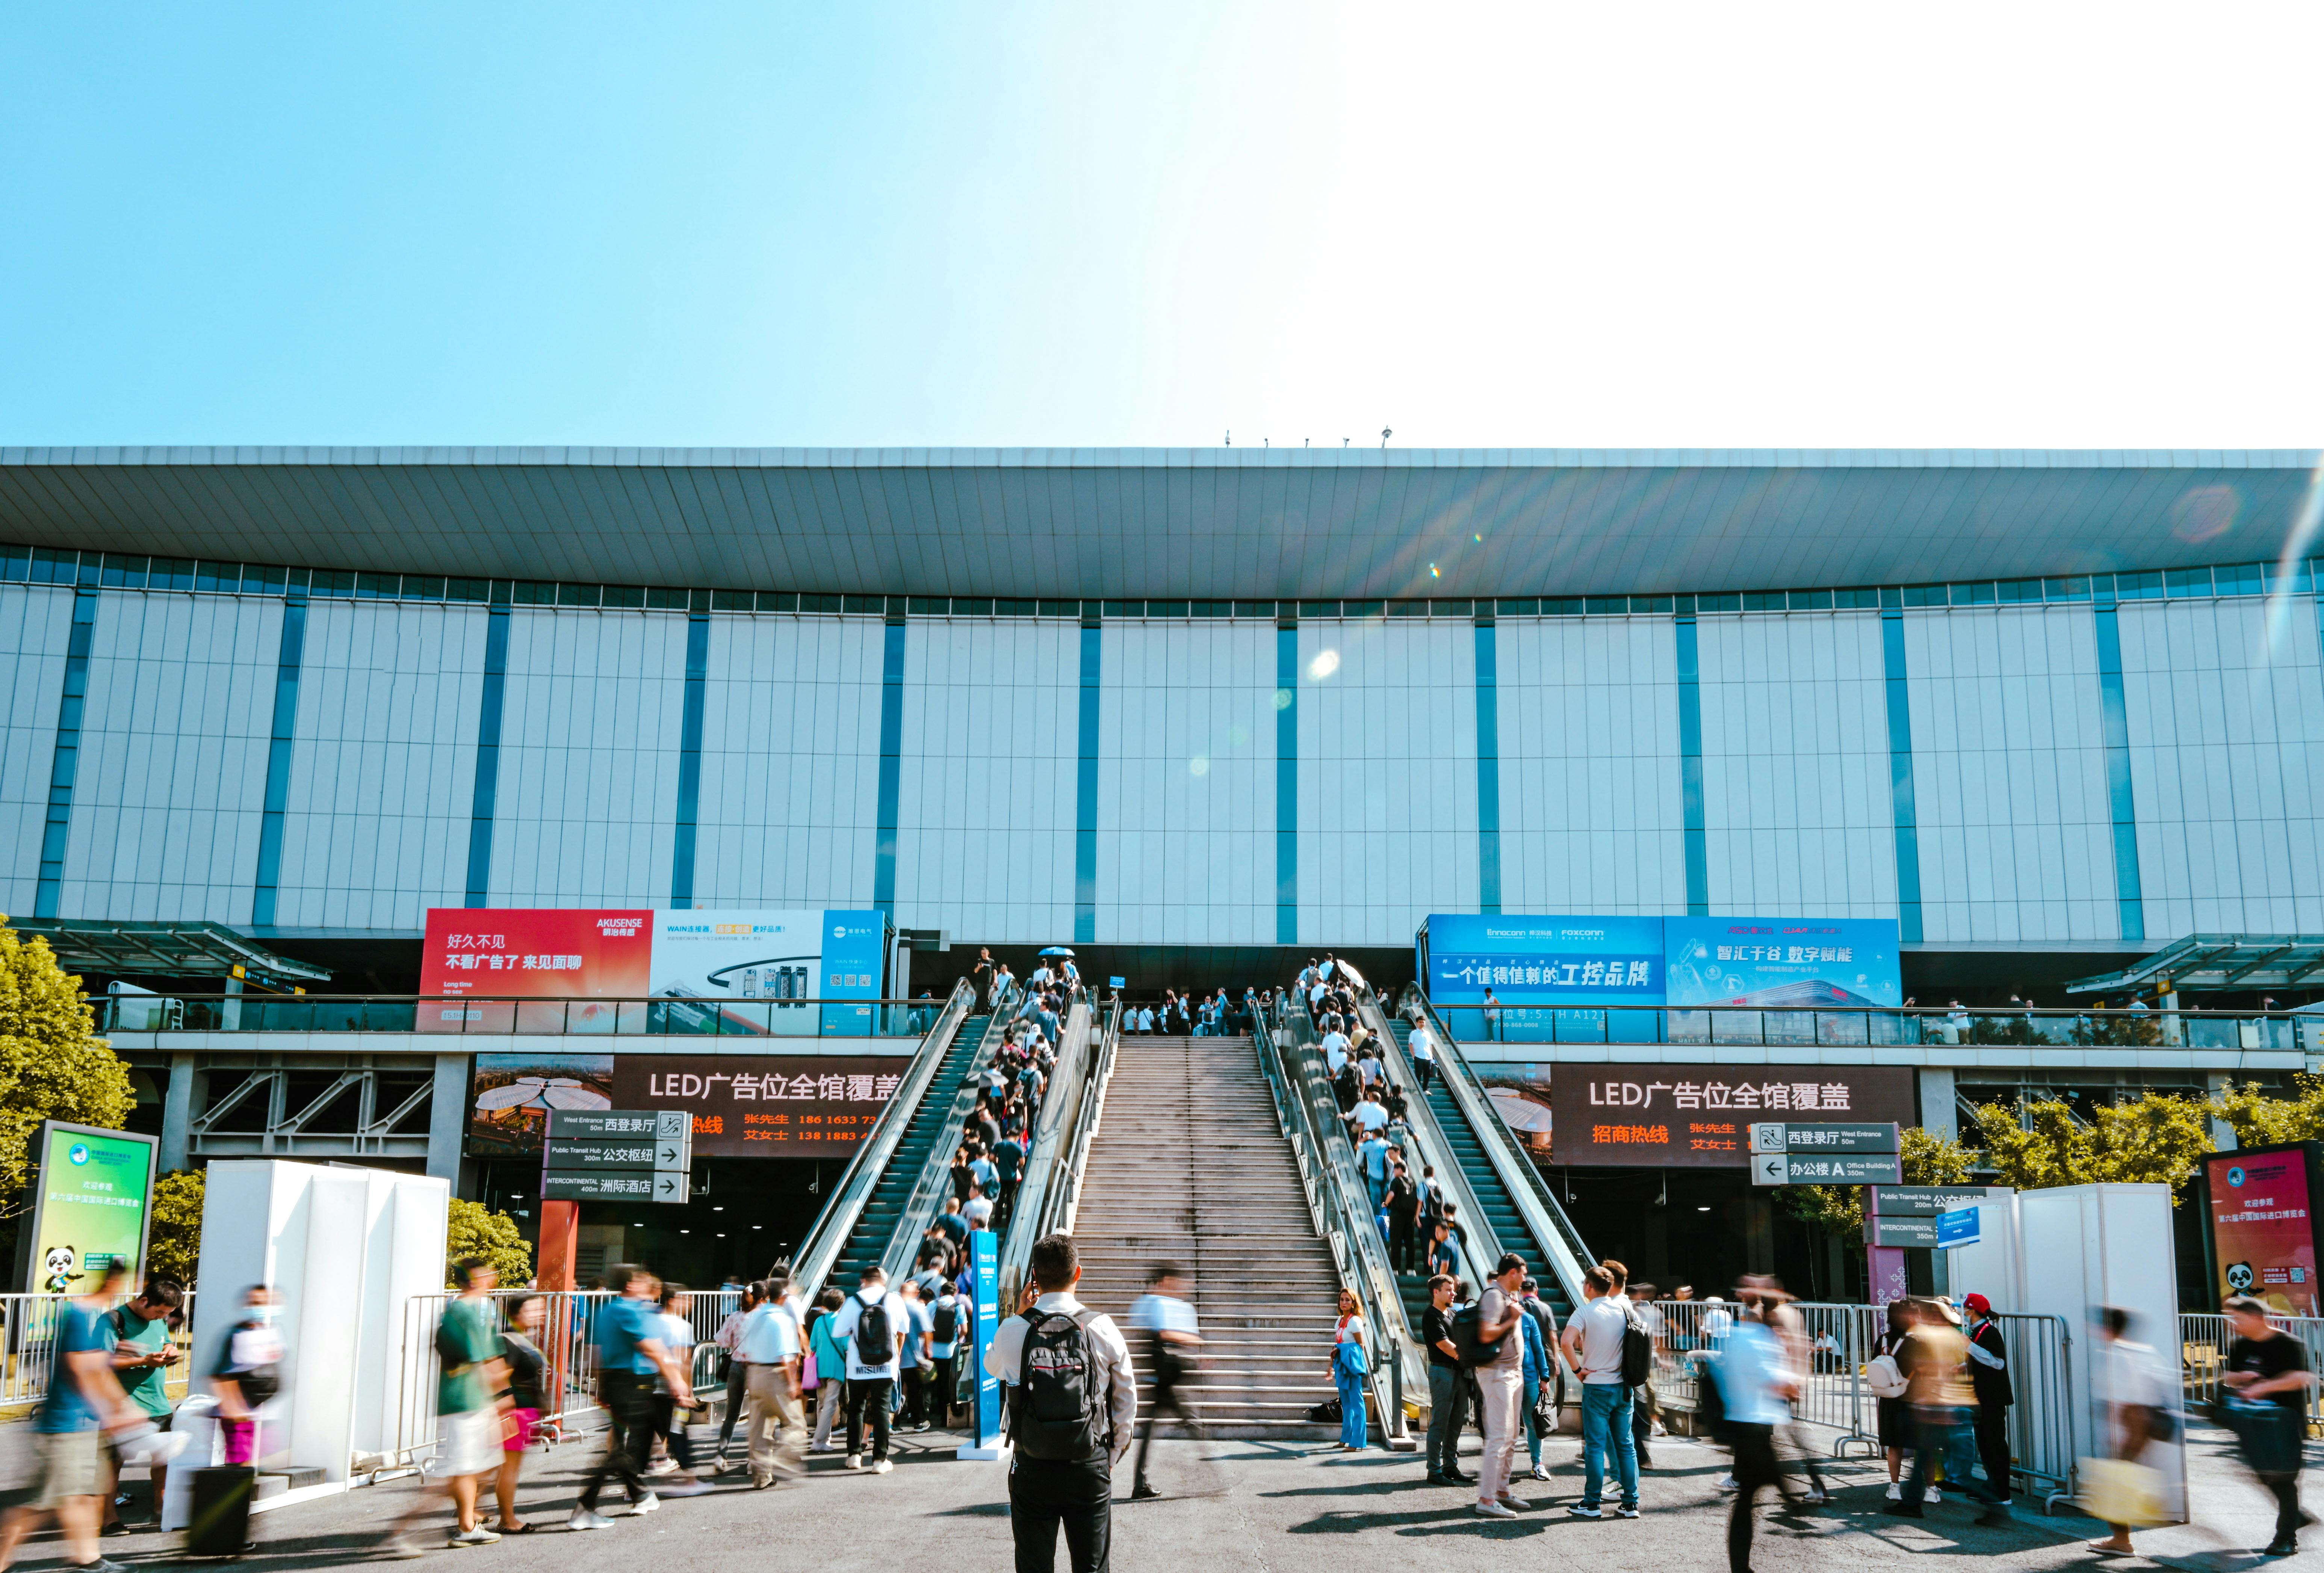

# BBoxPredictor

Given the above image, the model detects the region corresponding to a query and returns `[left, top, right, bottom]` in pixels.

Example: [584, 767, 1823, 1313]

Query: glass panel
[1866, 1011, 1908, 1045]
[1695, 593, 1739, 612]
[1233, 601, 1277, 617]
[1542, 597, 1584, 615]
[29, 548, 77, 584]
[1834, 588, 1879, 609]
[2044, 576, 2091, 602]
[149, 558, 195, 590]
[1629, 595, 1673, 613]
[1996, 578, 2041, 602]
[1816, 1011, 1869, 1045]
[1040, 600, 1080, 617]
[1342, 599, 1385, 617]
[446, 577, 490, 602]
[647, 587, 692, 610]
[559, 584, 605, 607]
[2186, 1016, 2238, 1048]
[750, 591, 793, 612]
[0, 545, 27, 581]
[798, 593, 840, 613]
[1954, 581, 1996, 604]
[1787, 589, 1832, 610]
[1552, 1009, 1605, 1044]
[1764, 1010, 1816, 1046]
[1146, 600, 1188, 617]
[1430, 600, 1473, 616]
[1666, 1009, 1710, 1044]
[1584, 596, 1627, 613]
[1742, 592, 1783, 611]
[1496, 599, 1539, 614]
[102, 553, 148, 588]
[2116, 571, 2163, 599]
[515, 1000, 568, 1033]
[401, 575, 445, 599]
[1300, 600, 1340, 616]
[841, 595, 886, 614]
[2164, 567, 2213, 597]
[309, 569, 354, 597]
[1607, 1009, 1662, 1044]
[2215, 564, 2262, 596]
[711, 590, 756, 611]
[1712, 1010, 1765, 1044]
[355, 572, 401, 598]
[600, 585, 644, 608]
[1902, 585, 1946, 607]
[1103, 600, 1141, 616]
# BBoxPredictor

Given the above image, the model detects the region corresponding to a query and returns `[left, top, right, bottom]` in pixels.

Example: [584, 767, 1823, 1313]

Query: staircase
[1382, 1018, 1572, 1329]
[829, 1016, 989, 1289]
[1072, 1036, 1341, 1438]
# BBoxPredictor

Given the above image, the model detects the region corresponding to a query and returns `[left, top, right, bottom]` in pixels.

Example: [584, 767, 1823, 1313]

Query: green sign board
[23, 1122, 158, 1295]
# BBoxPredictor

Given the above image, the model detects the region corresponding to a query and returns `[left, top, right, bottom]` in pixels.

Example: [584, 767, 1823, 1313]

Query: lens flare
[1272, 688, 1293, 711]
[1306, 649, 1340, 680]
[1189, 755, 1210, 777]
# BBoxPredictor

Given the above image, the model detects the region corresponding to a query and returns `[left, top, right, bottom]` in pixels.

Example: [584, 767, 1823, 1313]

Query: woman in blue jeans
[1331, 1291, 1371, 1450]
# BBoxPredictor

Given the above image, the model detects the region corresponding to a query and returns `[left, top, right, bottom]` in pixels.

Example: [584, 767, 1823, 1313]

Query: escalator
[826, 1013, 991, 1290]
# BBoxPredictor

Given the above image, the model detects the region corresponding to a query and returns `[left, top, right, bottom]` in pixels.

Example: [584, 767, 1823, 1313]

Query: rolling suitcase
[185, 1465, 255, 1558]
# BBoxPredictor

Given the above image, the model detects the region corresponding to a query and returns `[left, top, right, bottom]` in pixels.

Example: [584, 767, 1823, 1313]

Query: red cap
[1963, 1293, 1991, 1314]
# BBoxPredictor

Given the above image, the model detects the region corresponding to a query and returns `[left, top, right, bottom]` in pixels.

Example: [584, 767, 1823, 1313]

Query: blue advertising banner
[1662, 917, 1902, 1008]
[957, 1228, 1004, 1459]
[820, 911, 888, 1035]
[1424, 915, 1665, 1005]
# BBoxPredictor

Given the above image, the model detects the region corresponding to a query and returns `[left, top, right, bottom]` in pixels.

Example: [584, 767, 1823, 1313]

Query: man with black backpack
[831, 1266, 909, 1474]
[985, 1233, 1137, 1573]
[1560, 1261, 1643, 1519]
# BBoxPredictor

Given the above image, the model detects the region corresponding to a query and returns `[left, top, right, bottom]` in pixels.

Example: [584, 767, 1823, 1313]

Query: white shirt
[984, 1291, 1139, 1460]
[1128, 1292, 1200, 1337]
[1409, 1029, 1436, 1062]
[735, 1301, 800, 1364]
[1566, 1292, 1632, 1384]
[831, 1286, 909, 1380]
[1322, 1032, 1350, 1071]
[1351, 1098, 1389, 1132]
[963, 1194, 994, 1228]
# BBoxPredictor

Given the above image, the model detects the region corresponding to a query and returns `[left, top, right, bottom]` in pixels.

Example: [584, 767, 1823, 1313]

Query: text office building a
[2, 447, 2319, 1192]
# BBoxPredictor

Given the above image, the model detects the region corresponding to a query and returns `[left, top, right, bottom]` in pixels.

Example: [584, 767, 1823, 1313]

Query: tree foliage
[1972, 1092, 2211, 1201]
[445, 1198, 533, 1289]
[147, 1169, 204, 1283]
[2213, 1075, 2324, 1148]
[1777, 1126, 1979, 1244]
[0, 920, 133, 1212]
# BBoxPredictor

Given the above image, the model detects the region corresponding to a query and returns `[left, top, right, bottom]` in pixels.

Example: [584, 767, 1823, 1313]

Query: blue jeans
[1904, 1407, 1994, 1508]
[1335, 1366, 1368, 1449]
[1580, 1382, 1638, 1508]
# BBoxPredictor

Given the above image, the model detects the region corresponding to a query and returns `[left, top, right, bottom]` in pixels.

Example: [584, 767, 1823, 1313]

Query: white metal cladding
[1095, 620, 1280, 945]
[892, 618, 1078, 941]
[64, 589, 280, 925]
[488, 606, 688, 908]
[2117, 597, 2324, 936]
[2, 448, 2317, 602]
[1492, 615, 1689, 915]
[693, 613, 885, 910]
[1905, 604, 2117, 944]
[277, 599, 487, 930]
[1296, 617, 1480, 944]
[1696, 612, 1897, 920]
[0, 585, 76, 914]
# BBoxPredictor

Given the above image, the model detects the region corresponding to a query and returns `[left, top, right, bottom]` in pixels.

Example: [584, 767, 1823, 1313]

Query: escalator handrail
[1406, 991, 1594, 1310]
[1048, 994, 1114, 1238]
[793, 977, 976, 1303]
[1260, 992, 1415, 1445]
[995, 991, 1107, 1306]
[871, 986, 1031, 1286]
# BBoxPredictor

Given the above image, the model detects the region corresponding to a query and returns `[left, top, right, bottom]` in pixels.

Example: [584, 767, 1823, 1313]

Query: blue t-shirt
[35, 1302, 111, 1433]
[597, 1294, 659, 1376]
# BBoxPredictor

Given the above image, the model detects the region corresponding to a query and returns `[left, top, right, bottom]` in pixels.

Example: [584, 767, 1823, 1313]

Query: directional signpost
[1867, 1185, 2002, 1246]
[1747, 1122, 1902, 1186]
[543, 1109, 692, 1204]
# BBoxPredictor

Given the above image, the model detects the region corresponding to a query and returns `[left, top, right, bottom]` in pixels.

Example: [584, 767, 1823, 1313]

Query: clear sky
[5, 3, 2318, 449]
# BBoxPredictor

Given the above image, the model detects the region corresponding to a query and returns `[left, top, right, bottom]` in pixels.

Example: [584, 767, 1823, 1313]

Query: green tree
[146, 1169, 204, 1283]
[1777, 1125, 1979, 1245]
[1972, 1091, 2212, 1200]
[445, 1198, 533, 1289]
[0, 919, 134, 1211]
[2212, 1075, 2324, 1148]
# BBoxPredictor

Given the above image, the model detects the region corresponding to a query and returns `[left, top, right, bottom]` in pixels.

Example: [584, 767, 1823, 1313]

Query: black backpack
[1008, 1310, 1107, 1461]
[1450, 1304, 1506, 1369]
[854, 1295, 893, 1360]
[933, 1297, 960, 1344]
[217, 1319, 281, 1406]
[1619, 1304, 1654, 1388]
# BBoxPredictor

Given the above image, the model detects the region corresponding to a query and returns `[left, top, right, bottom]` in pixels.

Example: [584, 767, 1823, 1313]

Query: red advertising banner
[1541, 1063, 1916, 1167]
[468, 1052, 904, 1159]
[2205, 1143, 2322, 1317]
[420, 909, 652, 1003]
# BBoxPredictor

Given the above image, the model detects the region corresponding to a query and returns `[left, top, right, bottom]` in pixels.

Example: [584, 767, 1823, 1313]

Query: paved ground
[7, 1421, 2312, 1571]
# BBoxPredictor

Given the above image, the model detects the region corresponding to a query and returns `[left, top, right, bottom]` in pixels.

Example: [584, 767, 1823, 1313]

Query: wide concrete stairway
[1072, 1035, 1342, 1438]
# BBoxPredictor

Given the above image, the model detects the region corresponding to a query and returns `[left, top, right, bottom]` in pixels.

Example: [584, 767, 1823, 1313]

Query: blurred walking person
[2085, 1306, 2176, 1558]
[735, 1277, 806, 1488]
[1128, 1265, 1206, 1498]
[1713, 1293, 1797, 1573]
[0, 1257, 153, 1573]
[491, 1294, 549, 1534]
[1882, 1298, 2006, 1527]
[807, 1287, 847, 1452]
[2220, 1295, 2315, 1558]
[378, 1257, 510, 1554]
[570, 1264, 702, 1532]
[711, 1281, 759, 1468]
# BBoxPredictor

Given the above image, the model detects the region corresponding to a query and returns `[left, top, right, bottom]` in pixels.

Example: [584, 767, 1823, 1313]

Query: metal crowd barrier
[2182, 1311, 2324, 1438]
[390, 1287, 742, 1470]
[0, 1291, 201, 1412]
[1647, 1300, 2076, 1502]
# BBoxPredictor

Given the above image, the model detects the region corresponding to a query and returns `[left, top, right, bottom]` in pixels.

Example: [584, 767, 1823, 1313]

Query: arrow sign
[1752, 1153, 1790, 1187]
[655, 1173, 686, 1204]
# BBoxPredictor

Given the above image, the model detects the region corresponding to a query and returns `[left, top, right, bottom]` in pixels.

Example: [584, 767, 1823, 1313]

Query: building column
[428, 1053, 471, 1193]
[1917, 1067, 1958, 1141]
[159, 1053, 196, 1173]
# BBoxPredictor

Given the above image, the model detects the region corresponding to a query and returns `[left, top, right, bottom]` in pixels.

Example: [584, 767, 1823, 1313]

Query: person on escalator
[1386, 1161, 1421, 1270]
[994, 1131, 1025, 1225]
[1357, 1128, 1393, 1214]
[1322, 1021, 1350, 1076]
[1407, 1020, 1438, 1093]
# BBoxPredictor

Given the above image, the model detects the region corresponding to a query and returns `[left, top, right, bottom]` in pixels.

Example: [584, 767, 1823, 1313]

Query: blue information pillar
[957, 1228, 1006, 1459]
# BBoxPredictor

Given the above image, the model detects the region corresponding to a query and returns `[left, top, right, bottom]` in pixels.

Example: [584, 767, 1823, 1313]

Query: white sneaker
[845, 1454, 864, 1470]
[1886, 1482, 1902, 1501]
[1528, 1466, 1553, 1482]
[645, 1458, 678, 1476]
[448, 1527, 501, 1548]
[567, 1509, 615, 1531]
[1718, 1474, 1738, 1491]
[1474, 1500, 1518, 1519]
[871, 1458, 893, 1475]
[626, 1493, 660, 1516]
[1927, 1487, 1943, 1504]
[1499, 1494, 1532, 1510]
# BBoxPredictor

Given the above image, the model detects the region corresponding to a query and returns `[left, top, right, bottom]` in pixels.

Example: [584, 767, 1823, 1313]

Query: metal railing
[98, 993, 953, 1038]
[389, 1288, 744, 1470]
[1415, 996, 2316, 1055]
[1258, 994, 1415, 1447]
[1648, 1302, 2076, 1501]
[2182, 1311, 2324, 1437]
[1388, 988, 1595, 1311]
[789, 982, 977, 1306]
[998, 997, 1117, 1313]
[0, 1292, 201, 1413]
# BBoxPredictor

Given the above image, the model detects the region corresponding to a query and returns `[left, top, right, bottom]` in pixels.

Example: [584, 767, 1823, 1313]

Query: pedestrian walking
[899, 1279, 934, 1431]
[711, 1281, 759, 1467]
[209, 1284, 285, 1473]
[378, 1257, 510, 1554]
[647, 1283, 702, 1478]
[570, 1264, 702, 1531]
[734, 1277, 806, 1488]
[2085, 1306, 2176, 1558]
[1472, 1252, 1529, 1518]
[930, 1280, 965, 1429]
[491, 1294, 549, 1534]
[1870, 1299, 1913, 1500]
[97, 1274, 185, 1534]
[2220, 1294, 2316, 1557]
[986, 1234, 1137, 1573]
[1742, 1275, 1826, 1503]
[807, 1287, 847, 1451]
[831, 1266, 908, 1473]
[1561, 1260, 1640, 1519]
[1882, 1298, 2006, 1526]
[1960, 1292, 2013, 1506]
[1713, 1297, 1797, 1573]
[1421, 1275, 1470, 1485]
[1128, 1264, 1206, 1499]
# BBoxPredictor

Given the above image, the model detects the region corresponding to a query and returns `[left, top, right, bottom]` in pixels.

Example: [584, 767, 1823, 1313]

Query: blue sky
[5, 3, 2319, 448]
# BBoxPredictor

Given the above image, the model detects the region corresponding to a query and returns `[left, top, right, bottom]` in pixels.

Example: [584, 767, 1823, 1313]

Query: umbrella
[1039, 946, 1076, 956]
